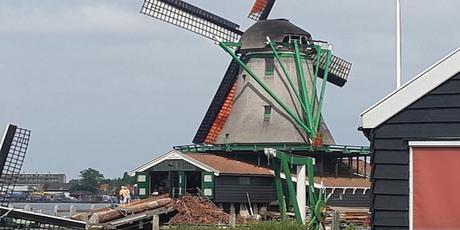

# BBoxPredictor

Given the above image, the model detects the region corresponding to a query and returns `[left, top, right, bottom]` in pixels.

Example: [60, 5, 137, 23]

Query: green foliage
[69, 169, 136, 194]
[80, 168, 104, 188]
[345, 224, 356, 230]
[173, 221, 306, 230]
[69, 168, 105, 194]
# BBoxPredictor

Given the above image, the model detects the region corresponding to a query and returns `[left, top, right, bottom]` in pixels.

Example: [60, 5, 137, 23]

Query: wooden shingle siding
[372, 179, 408, 195]
[372, 165, 408, 179]
[213, 176, 277, 203]
[373, 194, 408, 210]
[373, 210, 408, 226]
[387, 107, 460, 123]
[375, 123, 460, 138]
[410, 94, 460, 108]
[369, 72, 460, 228]
[373, 138, 407, 150]
[372, 150, 408, 164]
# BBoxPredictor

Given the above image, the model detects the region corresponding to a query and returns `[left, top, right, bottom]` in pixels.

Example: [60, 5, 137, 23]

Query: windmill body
[205, 19, 335, 145]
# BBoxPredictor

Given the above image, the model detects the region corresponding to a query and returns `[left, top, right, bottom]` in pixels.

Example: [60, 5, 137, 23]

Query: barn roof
[361, 47, 460, 129]
[130, 150, 219, 176]
[129, 150, 272, 176]
[185, 153, 273, 176]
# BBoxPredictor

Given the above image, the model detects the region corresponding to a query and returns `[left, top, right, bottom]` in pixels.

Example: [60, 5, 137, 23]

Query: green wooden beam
[218, 41, 313, 135]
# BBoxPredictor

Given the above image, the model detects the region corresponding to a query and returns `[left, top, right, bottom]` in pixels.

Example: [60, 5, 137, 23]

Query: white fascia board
[129, 150, 219, 176]
[409, 141, 460, 147]
[361, 47, 460, 129]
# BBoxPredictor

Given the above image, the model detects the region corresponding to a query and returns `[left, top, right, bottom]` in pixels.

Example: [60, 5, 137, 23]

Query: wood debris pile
[169, 195, 239, 225]
[325, 208, 370, 227]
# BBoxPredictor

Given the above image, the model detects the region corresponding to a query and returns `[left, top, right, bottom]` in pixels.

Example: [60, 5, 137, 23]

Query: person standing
[119, 186, 130, 204]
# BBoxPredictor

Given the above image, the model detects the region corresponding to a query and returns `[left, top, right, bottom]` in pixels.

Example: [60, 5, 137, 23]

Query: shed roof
[185, 153, 273, 176]
[314, 177, 370, 188]
[361, 47, 460, 129]
[129, 150, 271, 176]
[130, 150, 219, 176]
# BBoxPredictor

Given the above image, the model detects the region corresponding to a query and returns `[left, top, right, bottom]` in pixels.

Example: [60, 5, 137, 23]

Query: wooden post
[138, 220, 143, 229]
[152, 215, 159, 230]
[69, 205, 76, 216]
[230, 203, 235, 215]
[229, 214, 236, 228]
[335, 158, 339, 178]
[332, 210, 340, 230]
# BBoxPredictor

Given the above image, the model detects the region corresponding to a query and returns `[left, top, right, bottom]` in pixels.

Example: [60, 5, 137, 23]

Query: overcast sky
[1, 0, 459, 179]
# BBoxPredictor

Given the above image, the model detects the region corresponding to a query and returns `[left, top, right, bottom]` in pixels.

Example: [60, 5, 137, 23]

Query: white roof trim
[409, 140, 460, 147]
[361, 47, 460, 129]
[129, 150, 219, 176]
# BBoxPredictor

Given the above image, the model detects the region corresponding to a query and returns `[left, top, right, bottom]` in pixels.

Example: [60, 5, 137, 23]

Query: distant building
[16, 173, 66, 185]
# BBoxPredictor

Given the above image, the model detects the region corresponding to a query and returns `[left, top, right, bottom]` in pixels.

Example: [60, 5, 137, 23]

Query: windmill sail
[248, 0, 276, 21]
[313, 53, 352, 87]
[193, 61, 239, 144]
[0, 124, 30, 207]
[141, 0, 243, 42]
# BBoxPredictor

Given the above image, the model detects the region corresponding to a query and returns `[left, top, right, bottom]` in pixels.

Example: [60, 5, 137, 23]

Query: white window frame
[204, 175, 213, 182]
[408, 141, 460, 230]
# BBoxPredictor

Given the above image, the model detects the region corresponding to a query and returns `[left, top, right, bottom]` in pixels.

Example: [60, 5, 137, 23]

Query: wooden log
[89, 198, 171, 224]
[72, 195, 170, 221]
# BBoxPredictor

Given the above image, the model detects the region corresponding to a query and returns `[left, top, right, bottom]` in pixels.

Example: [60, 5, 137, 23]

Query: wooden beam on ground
[0, 206, 86, 229]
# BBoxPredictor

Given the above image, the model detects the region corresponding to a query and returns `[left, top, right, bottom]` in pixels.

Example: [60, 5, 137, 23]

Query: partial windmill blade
[141, 0, 243, 42]
[313, 54, 352, 87]
[193, 61, 239, 144]
[0, 124, 30, 207]
[248, 0, 276, 21]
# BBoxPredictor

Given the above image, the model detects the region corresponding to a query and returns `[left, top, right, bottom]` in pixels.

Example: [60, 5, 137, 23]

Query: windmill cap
[239, 19, 312, 51]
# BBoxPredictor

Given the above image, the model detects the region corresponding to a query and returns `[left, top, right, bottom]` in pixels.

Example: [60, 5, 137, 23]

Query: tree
[70, 168, 105, 193]
[80, 168, 104, 188]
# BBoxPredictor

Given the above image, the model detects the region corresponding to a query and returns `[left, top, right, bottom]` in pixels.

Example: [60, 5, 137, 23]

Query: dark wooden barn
[360, 48, 460, 229]
[131, 150, 370, 215]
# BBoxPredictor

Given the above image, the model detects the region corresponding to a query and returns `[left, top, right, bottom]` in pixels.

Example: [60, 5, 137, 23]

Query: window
[239, 177, 250, 185]
[265, 57, 275, 76]
[204, 188, 213, 196]
[204, 175, 213, 182]
[264, 105, 272, 121]
[137, 175, 146, 182]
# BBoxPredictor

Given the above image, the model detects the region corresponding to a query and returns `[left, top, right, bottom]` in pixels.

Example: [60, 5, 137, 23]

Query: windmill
[141, 0, 352, 146]
[0, 124, 30, 207]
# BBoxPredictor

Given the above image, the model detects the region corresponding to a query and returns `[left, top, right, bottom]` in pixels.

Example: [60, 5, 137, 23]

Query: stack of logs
[72, 194, 243, 225]
[72, 195, 171, 223]
[325, 208, 370, 227]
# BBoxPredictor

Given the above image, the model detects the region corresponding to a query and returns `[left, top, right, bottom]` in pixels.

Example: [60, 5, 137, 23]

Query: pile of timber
[74, 194, 249, 227]
[325, 207, 370, 227]
[72, 195, 171, 224]
[169, 195, 240, 225]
